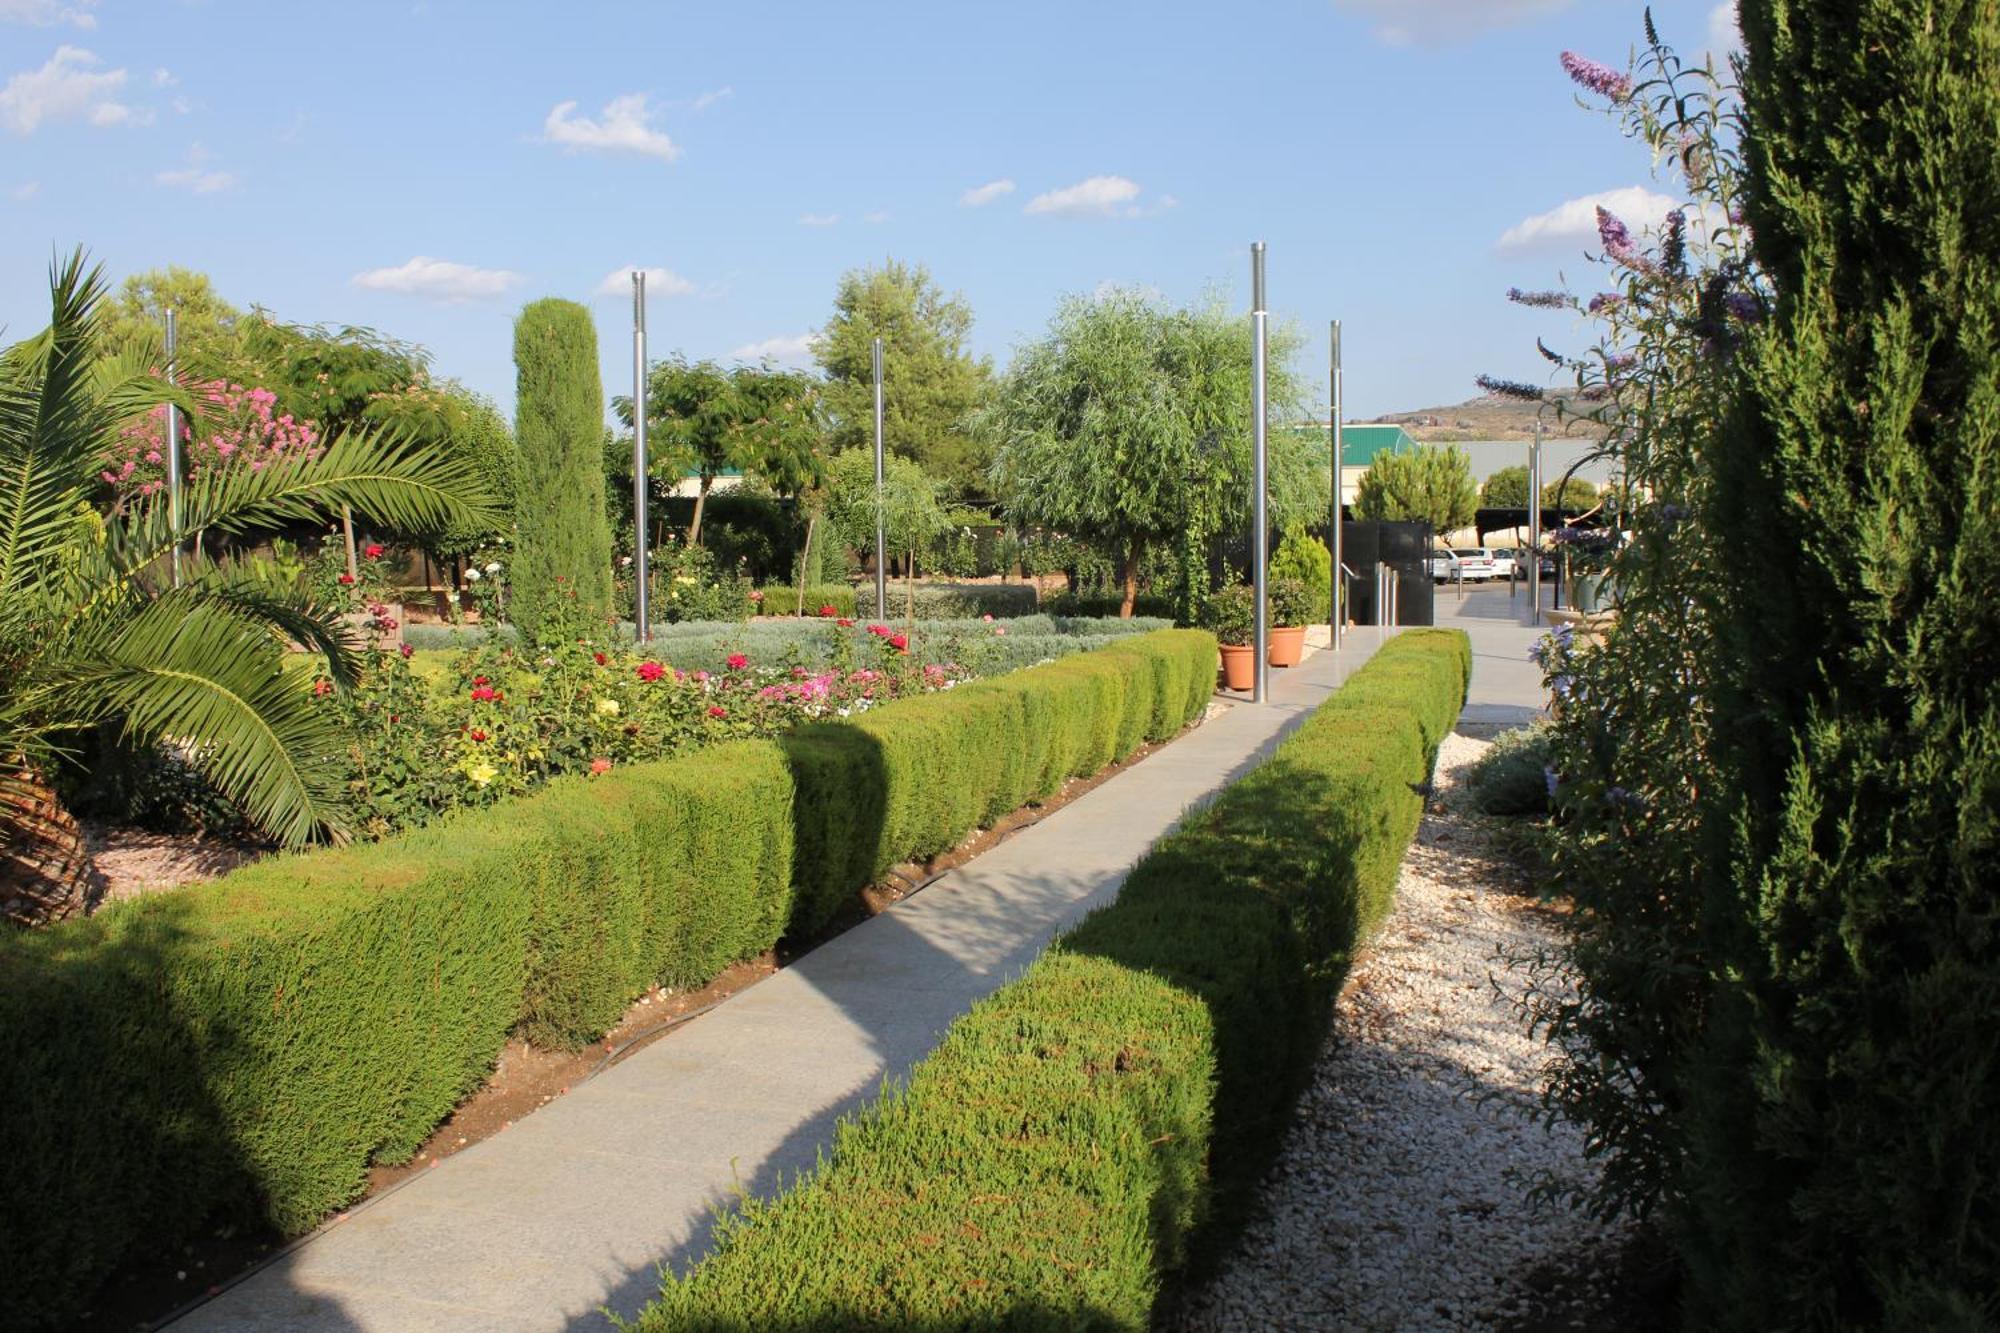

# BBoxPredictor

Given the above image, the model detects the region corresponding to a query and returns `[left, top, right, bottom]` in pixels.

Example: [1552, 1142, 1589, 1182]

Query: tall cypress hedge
[1693, 4, 2000, 1326]
[512, 298, 613, 640]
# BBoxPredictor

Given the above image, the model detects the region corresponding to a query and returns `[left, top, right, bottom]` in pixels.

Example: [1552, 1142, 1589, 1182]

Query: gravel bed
[1168, 730, 1628, 1333]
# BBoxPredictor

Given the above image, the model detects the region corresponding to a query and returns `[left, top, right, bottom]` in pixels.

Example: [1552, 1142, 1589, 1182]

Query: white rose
[466, 568, 483, 582]
[484, 561, 502, 574]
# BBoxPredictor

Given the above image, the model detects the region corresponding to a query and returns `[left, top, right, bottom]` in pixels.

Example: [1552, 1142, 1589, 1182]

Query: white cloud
[1024, 174, 1144, 218]
[863, 209, 890, 224]
[1495, 185, 1685, 254]
[690, 85, 732, 112]
[596, 264, 695, 297]
[10, 179, 39, 200]
[729, 333, 817, 367]
[798, 212, 838, 226]
[156, 141, 238, 194]
[352, 256, 524, 302]
[1708, 2, 1743, 57]
[0, 0, 98, 28]
[0, 46, 144, 135]
[960, 178, 1015, 208]
[541, 93, 679, 160]
[1333, 0, 1572, 46]
[152, 67, 176, 87]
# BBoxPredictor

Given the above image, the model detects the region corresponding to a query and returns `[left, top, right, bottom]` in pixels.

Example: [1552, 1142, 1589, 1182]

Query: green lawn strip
[0, 628, 1216, 1331]
[626, 629, 1470, 1332]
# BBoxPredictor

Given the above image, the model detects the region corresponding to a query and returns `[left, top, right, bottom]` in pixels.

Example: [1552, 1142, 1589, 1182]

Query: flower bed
[0, 628, 1216, 1331]
[628, 630, 1470, 1331]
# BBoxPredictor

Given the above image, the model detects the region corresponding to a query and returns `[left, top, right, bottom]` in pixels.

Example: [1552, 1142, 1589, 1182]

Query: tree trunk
[795, 515, 816, 618]
[0, 771, 101, 928]
[1119, 536, 1144, 619]
[341, 504, 359, 579]
[689, 479, 712, 546]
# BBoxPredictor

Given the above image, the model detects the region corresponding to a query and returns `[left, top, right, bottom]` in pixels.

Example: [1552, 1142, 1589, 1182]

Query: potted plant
[1205, 583, 1257, 691]
[1268, 577, 1312, 667]
[1552, 527, 1621, 612]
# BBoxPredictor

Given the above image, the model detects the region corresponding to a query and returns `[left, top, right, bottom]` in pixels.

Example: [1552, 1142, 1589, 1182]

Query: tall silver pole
[164, 307, 182, 585]
[872, 336, 887, 617]
[1528, 419, 1544, 625]
[1329, 319, 1343, 650]
[632, 271, 651, 643]
[1251, 243, 1270, 703]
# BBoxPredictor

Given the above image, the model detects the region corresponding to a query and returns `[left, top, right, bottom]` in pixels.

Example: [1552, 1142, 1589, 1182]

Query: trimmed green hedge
[0, 629, 1216, 1331]
[754, 584, 859, 618]
[628, 629, 1471, 1332]
[855, 581, 1041, 619]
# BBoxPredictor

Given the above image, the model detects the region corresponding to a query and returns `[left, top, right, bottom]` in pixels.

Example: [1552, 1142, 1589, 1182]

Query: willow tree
[512, 299, 612, 640]
[986, 291, 1307, 619]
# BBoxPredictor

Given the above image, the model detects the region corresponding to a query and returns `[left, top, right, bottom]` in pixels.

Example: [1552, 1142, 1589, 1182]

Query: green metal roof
[1337, 423, 1417, 469]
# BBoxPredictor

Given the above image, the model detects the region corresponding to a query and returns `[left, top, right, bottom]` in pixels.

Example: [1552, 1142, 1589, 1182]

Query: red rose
[363, 544, 384, 560]
[399, 643, 413, 659]
[470, 686, 497, 702]
[593, 652, 608, 666]
[637, 661, 665, 682]
[889, 633, 908, 652]
[312, 679, 332, 697]
[726, 653, 749, 670]
[837, 618, 855, 628]
[337, 573, 355, 585]
[469, 728, 487, 742]
[818, 604, 839, 618]
[708, 705, 728, 719]
[474, 676, 489, 685]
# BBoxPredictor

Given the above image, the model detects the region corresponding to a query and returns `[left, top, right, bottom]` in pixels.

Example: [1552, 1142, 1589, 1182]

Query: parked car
[1429, 548, 1498, 582]
[1480, 547, 1517, 579]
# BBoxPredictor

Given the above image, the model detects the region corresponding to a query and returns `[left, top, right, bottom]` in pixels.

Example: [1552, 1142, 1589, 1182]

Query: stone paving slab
[173, 633, 1386, 1333]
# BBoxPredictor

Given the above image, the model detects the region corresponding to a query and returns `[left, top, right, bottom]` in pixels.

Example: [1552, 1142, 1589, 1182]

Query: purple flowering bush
[1483, 24, 1764, 1229]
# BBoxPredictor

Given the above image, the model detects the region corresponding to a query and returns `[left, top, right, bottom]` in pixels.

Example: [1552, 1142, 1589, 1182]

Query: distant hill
[1367, 393, 1611, 443]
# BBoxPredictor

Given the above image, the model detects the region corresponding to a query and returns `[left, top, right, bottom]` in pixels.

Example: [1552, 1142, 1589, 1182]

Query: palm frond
[54, 597, 354, 848]
[108, 425, 497, 578]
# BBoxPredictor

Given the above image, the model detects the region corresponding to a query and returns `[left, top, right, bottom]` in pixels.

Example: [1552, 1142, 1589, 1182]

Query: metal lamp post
[1329, 319, 1343, 651]
[1528, 419, 1544, 625]
[1251, 243, 1270, 703]
[872, 337, 887, 617]
[164, 307, 183, 585]
[632, 271, 651, 643]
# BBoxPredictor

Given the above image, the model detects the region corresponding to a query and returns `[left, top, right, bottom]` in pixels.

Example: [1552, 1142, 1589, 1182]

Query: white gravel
[1168, 730, 1627, 1333]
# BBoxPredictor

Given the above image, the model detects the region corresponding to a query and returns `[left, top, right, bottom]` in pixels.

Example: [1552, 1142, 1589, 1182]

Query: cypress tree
[511, 298, 613, 640]
[1695, 3, 2000, 1325]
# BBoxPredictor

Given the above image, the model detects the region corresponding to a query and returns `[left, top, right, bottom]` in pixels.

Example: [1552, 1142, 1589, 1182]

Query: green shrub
[1040, 590, 1177, 621]
[854, 580, 1039, 620]
[1270, 523, 1333, 622]
[1463, 724, 1552, 816]
[785, 629, 1217, 934]
[0, 631, 1214, 1330]
[631, 630, 1470, 1330]
[754, 585, 858, 618]
[511, 298, 614, 641]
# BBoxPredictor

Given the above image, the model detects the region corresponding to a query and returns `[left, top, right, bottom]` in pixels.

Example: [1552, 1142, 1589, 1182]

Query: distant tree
[815, 261, 993, 498]
[613, 358, 824, 546]
[1479, 464, 1600, 512]
[1354, 443, 1477, 542]
[824, 448, 947, 616]
[512, 299, 612, 640]
[986, 291, 1308, 619]
[101, 265, 244, 367]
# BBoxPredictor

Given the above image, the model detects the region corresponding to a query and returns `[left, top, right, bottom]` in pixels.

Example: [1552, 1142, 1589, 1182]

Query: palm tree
[0, 251, 494, 926]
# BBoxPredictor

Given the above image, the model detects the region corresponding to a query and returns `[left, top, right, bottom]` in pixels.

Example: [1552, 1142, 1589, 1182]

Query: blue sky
[1, 0, 1737, 422]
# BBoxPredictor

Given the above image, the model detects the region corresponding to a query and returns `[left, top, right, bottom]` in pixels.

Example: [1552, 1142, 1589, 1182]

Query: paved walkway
[176, 632, 1393, 1333]
[1433, 579, 1554, 727]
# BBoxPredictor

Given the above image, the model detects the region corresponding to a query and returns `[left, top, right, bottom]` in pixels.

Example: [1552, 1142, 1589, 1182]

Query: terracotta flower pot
[1268, 625, 1306, 668]
[1218, 642, 1256, 691]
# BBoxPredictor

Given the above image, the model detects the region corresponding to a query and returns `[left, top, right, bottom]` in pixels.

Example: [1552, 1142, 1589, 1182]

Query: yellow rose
[466, 762, 498, 788]
[596, 698, 621, 717]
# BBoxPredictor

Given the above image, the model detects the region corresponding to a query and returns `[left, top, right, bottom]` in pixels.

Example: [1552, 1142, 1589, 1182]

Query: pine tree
[511, 299, 612, 640]
[1695, 3, 2000, 1324]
